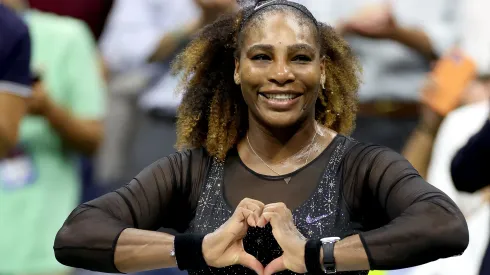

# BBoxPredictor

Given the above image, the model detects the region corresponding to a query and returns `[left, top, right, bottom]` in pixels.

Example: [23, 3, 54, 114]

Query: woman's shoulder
[338, 135, 407, 166]
[152, 147, 213, 169]
[134, 147, 213, 190]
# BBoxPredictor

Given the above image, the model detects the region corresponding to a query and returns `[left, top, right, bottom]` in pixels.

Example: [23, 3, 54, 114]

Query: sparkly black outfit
[54, 135, 468, 274]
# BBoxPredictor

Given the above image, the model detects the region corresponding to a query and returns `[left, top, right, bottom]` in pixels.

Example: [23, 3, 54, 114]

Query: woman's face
[235, 11, 324, 128]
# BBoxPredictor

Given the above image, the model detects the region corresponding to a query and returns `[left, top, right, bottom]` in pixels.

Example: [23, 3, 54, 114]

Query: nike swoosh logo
[306, 213, 332, 224]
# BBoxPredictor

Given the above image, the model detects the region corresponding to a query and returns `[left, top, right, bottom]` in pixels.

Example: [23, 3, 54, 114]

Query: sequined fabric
[187, 142, 368, 275]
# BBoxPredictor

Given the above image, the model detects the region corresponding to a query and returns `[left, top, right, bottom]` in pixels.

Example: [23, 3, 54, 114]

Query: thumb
[238, 251, 264, 275]
[264, 256, 287, 275]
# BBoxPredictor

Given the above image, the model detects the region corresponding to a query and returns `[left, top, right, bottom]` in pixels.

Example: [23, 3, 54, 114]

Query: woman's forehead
[242, 12, 318, 49]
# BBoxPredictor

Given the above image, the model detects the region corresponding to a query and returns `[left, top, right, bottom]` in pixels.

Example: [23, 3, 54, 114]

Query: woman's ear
[234, 58, 241, 85]
[320, 56, 326, 74]
[320, 56, 326, 89]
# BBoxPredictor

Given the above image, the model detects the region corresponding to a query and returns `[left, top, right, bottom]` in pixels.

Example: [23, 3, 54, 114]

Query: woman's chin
[259, 111, 305, 129]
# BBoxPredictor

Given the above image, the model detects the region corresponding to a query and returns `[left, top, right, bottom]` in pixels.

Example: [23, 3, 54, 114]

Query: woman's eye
[293, 55, 312, 62]
[251, 54, 271, 61]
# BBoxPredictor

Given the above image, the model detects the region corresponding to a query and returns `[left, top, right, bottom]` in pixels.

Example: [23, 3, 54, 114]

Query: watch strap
[322, 241, 337, 273]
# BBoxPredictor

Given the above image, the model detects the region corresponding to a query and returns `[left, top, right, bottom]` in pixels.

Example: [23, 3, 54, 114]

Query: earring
[234, 74, 240, 85]
[321, 74, 326, 90]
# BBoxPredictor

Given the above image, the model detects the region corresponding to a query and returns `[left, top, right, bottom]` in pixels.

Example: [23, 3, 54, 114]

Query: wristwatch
[321, 237, 340, 274]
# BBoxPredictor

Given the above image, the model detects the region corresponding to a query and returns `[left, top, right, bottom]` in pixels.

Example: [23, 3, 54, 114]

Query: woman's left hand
[257, 203, 308, 275]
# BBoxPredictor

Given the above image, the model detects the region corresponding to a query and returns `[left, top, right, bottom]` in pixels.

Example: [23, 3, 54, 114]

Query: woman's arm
[338, 144, 469, 270]
[114, 229, 177, 273]
[54, 149, 209, 273]
[327, 234, 370, 272]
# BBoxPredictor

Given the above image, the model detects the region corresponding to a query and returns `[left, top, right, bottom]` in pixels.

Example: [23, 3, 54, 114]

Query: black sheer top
[54, 135, 469, 274]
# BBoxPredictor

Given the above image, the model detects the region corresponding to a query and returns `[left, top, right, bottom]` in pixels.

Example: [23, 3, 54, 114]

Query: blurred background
[1, 0, 490, 275]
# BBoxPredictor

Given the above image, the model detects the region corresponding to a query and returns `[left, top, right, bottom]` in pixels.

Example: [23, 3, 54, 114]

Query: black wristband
[305, 239, 324, 274]
[174, 234, 208, 271]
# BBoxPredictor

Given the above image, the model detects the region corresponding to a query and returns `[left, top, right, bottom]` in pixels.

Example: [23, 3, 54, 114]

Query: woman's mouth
[259, 93, 302, 101]
[258, 92, 303, 110]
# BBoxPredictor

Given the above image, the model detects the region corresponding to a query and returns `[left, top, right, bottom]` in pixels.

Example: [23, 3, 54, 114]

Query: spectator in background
[25, 0, 113, 210]
[0, 3, 31, 157]
[26, 0, 113, 83]
[97, 0, 236, 186]
[395, 80, 490, 275]
[386, 0, 490, 273]
[452, 104, 490, 194]
[451, 100, 490, 275]
[0, 1, 106, 274]
[401, 0, 490, 179]
[27, 0, 114, 40]
[302, 0, 459, 152]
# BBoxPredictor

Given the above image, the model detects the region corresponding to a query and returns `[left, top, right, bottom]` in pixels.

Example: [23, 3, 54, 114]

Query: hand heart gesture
[258, 203, 309, 275]
[202, 198, 265, 274]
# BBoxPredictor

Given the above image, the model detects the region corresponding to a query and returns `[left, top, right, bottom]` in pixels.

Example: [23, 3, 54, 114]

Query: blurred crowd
[0, 0, 489, 275]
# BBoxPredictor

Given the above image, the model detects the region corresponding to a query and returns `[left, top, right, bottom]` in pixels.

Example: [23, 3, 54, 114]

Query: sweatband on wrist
[174, 234, 208, 270]
[305, 239, 324, 274]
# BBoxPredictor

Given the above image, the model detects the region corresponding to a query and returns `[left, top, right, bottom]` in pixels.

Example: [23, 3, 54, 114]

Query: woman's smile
[258, 90, 303, 111]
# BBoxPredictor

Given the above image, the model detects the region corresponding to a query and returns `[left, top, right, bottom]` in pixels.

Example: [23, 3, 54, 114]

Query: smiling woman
[53, 1, 468, 275]
[175, 1, 359, 159]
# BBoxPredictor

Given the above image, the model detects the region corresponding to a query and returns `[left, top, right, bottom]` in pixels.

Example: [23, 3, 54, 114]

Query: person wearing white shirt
[388, 96, 489, 275]
[387, 0, 490, 273]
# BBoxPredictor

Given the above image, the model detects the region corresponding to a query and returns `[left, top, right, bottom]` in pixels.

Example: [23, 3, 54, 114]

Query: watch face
[321, 237, 340, 243]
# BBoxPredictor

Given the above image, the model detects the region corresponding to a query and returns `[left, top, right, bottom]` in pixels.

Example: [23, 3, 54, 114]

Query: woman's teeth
[261, 93, 299, 101]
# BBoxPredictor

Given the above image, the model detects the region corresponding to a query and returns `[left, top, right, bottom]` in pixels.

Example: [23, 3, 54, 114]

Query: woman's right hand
[202, 198, 265, 274]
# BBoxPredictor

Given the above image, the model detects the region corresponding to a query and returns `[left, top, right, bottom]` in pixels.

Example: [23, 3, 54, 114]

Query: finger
[243, 202, 262, 219]
[238, 251, 264, 275]
[238, 198, 265, 207]
[247, 211, 257, 227]
[256, 215, 268, 228]
[257, 212, 279, 228]
[264, 256, 287, 275]
[238, 198, 265, 209]
[260, 212, 278, 228]
[259, 204, 282, 227]
[239, 199, 265, 226]
[221, 207, 254, 242]
[233, 207, 254, 223]
[262, 203, 292, 219]
[247, 206, 263, 227]
[229, 207, 254, 233]
[263, 202, 288, 212]
[259, 203, 290, 227]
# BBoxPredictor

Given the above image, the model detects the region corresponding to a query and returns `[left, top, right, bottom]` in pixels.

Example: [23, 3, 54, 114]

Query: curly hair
[172, 2, 361, 160]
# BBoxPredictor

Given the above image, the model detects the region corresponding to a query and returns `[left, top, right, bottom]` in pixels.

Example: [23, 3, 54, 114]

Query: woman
[53, 1, 468, 275]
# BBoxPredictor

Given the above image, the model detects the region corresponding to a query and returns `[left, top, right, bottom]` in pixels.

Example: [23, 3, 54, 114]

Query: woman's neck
[245, 117, 319, 164]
